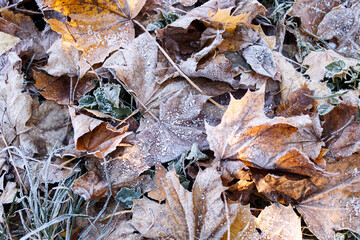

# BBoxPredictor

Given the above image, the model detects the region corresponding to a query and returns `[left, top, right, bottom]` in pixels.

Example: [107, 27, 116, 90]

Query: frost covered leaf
[289, 0, 345, 35]
[296, 154, 360, 240]
[317, 2, 360, 55]
[138, 90, 210, 165]
[303, 50, 359, 82]
[242, 45, 276, 78]
[205, 87, 325, 176]
[41, 0, 146, 76]
[255, 204, 302, 240]
[33, 69, 96, 105]
[322, 97, 360, 159]
[131, 167, 243, 239]
[69, 107, 131, 158]
[0, 31, 19, 55]
[317, 102, 334, 115]
[72, 168, 109, 201]
[0, 53, 32, 144]
[42, 39, 80, 77]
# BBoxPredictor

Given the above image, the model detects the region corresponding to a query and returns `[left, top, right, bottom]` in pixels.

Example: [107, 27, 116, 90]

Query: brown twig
[223, 191, 231, 240]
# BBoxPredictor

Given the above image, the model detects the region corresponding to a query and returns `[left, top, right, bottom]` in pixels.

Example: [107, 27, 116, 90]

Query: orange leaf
[41, 0, 146, 76]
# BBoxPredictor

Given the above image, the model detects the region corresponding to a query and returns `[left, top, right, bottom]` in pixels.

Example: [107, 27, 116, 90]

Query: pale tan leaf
[303, 50, 359, 82]
[42, 39, 80, 77]
[0, 31, 19, 55]
[255, 204, 302, 240]
[131, 167, 243, 239]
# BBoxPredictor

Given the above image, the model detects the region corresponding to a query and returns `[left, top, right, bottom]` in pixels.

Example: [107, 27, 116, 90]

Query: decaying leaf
[131, 167, 243, 239]
[138, 90, 210, 165]
[296, 154, 360, 240]
[206, 87, 325, 176]
[72, 168, 109, 201]
[0, 31, 19, 55]
[69, 107, 131, 158]
[42, 0, 146, 76]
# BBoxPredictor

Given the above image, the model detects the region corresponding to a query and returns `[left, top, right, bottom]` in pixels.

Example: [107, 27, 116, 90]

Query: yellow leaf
[209, 7, 250, 32]
[250, 24, 276, 49]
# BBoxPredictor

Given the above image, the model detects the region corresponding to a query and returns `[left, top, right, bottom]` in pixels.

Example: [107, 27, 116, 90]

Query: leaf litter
[0, 0, 360, 239]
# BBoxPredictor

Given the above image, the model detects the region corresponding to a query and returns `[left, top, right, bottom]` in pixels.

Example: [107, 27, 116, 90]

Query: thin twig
[133, 20, 226, 111]
[99, 210, 132, 222]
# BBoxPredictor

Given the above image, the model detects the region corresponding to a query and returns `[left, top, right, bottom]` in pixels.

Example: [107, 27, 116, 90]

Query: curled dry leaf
[32, 69, 96, 105]
[41, 0, 146, 76]
[138, 90, 210, 165]
[296, 154, 360, 240]
[206, 87, 325, 176]
[72, 168, 109, 201]
[69, 107, 131, 158]
[131, 167, 244, 239]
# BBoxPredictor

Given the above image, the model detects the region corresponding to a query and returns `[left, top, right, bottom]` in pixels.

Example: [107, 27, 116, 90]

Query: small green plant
[115, 187, 142, 209]
[79, 83, 132, 120]
[147, 10, 179, 31]
[168, 144, 208, 190]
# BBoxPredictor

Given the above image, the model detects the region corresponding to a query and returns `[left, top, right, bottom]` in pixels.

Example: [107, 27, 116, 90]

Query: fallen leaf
[255, 204, 302, 240]
[303, 50, 359, 82]
[0, 52, 32, 145]
[138, 90, 210, 165]
[296, 154, 360, 240]
[276, 85, 315, 117]
[147, 164, 167, 202]
[321, 96, 360, 159]
[42, 38, 80, 77]
[69, 107, 131, 158]
[42, 0, 146, 76]
[131, 167, 242, 239]
[242, 45, 276, 78]
[0, 31, 19, 55]
[221, 203, 261, 240]
[206, 87, 325, 176]
[72, 168, 109, 201]
[32, 69, 96, 105]
[253, 173, 313, 203]
[317, 2, 360, 56]
[289, 0, 345, 35]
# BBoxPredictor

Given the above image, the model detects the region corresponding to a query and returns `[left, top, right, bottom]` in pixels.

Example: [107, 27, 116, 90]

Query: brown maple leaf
[206, 87, 325, 176]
